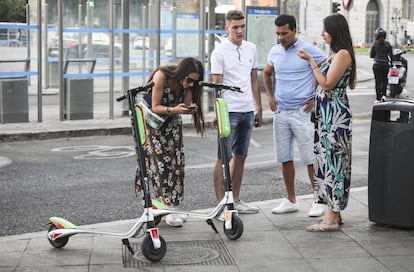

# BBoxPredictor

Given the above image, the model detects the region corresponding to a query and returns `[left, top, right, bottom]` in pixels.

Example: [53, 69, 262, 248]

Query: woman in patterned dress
[136, 57, 205, 227]
[297, 13, 356, 232]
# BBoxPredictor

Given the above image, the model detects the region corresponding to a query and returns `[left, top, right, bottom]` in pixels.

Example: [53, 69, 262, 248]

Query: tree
[0, 0, 28, 22]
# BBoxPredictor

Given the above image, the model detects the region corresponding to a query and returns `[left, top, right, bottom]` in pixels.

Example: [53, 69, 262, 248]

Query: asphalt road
[0, 120, 371, 236]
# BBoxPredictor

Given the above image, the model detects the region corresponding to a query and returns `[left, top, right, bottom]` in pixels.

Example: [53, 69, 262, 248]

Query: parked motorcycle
[388, 47, 408, 98]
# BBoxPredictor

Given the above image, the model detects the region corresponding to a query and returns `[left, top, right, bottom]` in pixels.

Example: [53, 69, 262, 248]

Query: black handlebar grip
[198, 81, 241, 92]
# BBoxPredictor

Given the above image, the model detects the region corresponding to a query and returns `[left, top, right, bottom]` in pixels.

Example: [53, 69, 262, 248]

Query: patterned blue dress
[314, 54, 352, 212]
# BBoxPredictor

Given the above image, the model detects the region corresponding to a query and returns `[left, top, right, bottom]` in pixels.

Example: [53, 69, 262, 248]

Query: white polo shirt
[210, 39, 258, 112]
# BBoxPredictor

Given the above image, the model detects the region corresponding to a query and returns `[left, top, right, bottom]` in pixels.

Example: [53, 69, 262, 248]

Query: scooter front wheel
[141, 233, 167, 262]
[223, 214, 244, 240]
[47, 224, 69, 248]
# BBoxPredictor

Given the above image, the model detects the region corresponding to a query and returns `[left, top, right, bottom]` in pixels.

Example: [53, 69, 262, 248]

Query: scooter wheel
[397, 85, 403, 95]
[141, 233, 167, 262]
[47, 224, 69, 248]
[390, 85, 399, 98]
[223, 214, 244, 240]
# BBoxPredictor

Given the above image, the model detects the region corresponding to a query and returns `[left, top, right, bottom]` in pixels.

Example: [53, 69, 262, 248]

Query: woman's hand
[298, 48, 318, 72]
[173, 103, 194, 114]
[186, 103, 199, 114]
[297, 48, 311, 61]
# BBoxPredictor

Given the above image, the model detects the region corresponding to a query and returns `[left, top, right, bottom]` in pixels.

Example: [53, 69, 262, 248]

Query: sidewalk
[1, 186, 414, 271]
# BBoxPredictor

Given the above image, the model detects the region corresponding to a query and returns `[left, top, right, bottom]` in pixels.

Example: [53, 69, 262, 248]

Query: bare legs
[214, 155, 246, 203]
[281, 161, 314, 204]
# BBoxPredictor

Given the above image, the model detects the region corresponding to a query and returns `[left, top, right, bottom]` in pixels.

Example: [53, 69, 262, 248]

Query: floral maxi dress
[314, 55, 352, 212]
[136, 87, 185, 207]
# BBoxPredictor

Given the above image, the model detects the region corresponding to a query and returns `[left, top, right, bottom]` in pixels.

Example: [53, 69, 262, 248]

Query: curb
[0, 113, 372, 143]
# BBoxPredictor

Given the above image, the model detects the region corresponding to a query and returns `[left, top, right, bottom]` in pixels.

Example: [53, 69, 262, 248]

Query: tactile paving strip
[122, 240, 235, 267]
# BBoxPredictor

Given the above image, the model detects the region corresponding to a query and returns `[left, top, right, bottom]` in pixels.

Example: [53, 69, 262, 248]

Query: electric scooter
[47, 82, 167, 262]
[151, 81, 244, 240]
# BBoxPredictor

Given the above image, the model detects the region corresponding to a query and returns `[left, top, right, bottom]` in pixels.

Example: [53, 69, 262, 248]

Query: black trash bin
[63, 59, 96, 120]
[368, 100, 414, 228]
[0, 59, 30, 123]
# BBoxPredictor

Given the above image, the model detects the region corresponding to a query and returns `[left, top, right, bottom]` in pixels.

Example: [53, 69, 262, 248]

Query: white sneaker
[176, 213, 187, 222]
[165, 214, 183, 227]
[272, 198, 299, 214]
[234, 200, 259, 214]
[167, 207, 187, 222]
[308, 202, 325, 217]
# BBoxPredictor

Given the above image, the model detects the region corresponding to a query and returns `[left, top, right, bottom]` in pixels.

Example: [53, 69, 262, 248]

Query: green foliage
[354, 47, 369, 54]
[0, 0, 28, 22]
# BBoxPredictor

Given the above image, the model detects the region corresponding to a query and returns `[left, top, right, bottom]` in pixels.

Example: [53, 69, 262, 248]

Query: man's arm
[251, 69, 262, 127]
[262, 63, 276, 112]
[212, 74, 223, 85]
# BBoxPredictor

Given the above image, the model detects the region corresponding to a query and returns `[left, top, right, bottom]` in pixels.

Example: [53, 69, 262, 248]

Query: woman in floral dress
[136, 57, 205, 227]
[297, 13, 356, 232]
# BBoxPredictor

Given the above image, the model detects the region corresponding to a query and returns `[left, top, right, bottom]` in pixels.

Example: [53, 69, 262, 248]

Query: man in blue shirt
[262, 14, 326, 217]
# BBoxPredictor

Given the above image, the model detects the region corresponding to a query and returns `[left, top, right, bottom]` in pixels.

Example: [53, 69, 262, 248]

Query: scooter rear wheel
[223, 214, 244, 240]
[141, 233, 167, 262]
[390, 84, 400, 97]
[47, 224, 69, 248]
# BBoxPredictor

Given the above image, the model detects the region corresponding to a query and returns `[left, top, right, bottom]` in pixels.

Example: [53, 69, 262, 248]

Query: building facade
[290, 0, 412, 48]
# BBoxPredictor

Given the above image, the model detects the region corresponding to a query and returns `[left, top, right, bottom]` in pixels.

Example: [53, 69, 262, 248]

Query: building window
[402, 0, 411, 19]
[365, 0, 379, 44]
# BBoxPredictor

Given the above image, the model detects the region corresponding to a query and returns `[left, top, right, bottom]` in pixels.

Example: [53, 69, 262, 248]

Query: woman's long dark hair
[323, 13, 356, 89]
[148, 57, 205, 134]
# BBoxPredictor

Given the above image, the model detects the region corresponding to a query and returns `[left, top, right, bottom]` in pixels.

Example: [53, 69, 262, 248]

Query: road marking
[52, 145, 135, 159]
[0, 156, 12, 168]
[249, 138, 261, 147]
[348, 89, 374, 96]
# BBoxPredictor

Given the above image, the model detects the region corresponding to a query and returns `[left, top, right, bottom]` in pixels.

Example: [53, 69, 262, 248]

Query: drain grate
[122, 240, 235, 267]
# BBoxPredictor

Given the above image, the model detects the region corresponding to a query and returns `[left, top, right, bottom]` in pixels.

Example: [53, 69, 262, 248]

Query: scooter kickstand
[206, 219, 219, 233]
[122, 239, 135, 254]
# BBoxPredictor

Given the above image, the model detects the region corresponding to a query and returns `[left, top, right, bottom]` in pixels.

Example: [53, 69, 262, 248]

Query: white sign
[407, 21, 414, 36]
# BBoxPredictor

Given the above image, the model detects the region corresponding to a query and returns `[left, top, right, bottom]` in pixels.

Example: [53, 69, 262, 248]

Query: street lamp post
[391, 7, 402, 47]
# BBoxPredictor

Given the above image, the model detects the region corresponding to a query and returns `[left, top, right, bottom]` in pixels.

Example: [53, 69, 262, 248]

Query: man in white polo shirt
[210, 10, 262, 218]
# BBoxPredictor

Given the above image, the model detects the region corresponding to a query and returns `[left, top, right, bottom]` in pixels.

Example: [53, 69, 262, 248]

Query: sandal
[306, 221, 340, 232]
[316, 216, 343, 225]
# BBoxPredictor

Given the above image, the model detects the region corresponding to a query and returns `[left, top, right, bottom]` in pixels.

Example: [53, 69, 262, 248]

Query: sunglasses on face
[185, 76, 198, 84]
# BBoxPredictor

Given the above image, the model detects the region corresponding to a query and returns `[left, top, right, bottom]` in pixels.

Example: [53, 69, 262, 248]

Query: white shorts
[273, 105, 314, 165]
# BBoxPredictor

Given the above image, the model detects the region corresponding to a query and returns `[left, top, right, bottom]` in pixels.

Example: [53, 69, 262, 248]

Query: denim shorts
[217, 111, 254, 160]
[273, 105, 313, 164]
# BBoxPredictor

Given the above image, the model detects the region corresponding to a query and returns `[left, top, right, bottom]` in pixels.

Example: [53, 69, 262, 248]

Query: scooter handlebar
[116, 81, 154, 101]
[198, 81, 241, 92]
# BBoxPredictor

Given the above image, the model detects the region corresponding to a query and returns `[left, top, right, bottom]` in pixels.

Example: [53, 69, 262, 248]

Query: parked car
[164, 34, 225, 58]
[0, 38, 23, 47]
[47, 30, 122, 59]
[82, 32, 122, 59]
[0, 33, 24, 47]
[47, 31, 81, 58]
[132, 36, 150, 49]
